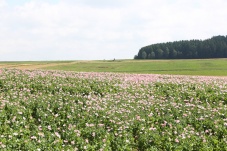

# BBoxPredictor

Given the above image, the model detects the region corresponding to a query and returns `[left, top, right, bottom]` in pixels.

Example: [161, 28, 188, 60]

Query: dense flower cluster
[0, 69, 227, 150]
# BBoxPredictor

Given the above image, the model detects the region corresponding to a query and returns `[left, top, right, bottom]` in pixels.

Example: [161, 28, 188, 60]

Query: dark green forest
[135, 35, 227, 59]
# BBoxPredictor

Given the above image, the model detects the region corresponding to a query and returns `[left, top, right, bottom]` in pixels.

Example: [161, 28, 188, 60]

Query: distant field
[1, 59, 227, 76]
[0, 61, 74, 70]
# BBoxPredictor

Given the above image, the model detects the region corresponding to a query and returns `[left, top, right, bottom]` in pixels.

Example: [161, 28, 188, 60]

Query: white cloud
[1, 0, 227, 61]
[0, 0, 6, 7]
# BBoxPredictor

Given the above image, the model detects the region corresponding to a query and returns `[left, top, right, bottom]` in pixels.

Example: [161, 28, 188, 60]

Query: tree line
[134, 35, 227, 59]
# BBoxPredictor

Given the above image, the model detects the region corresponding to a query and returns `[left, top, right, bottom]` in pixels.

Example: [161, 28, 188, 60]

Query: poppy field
[0, 69, 227, 150]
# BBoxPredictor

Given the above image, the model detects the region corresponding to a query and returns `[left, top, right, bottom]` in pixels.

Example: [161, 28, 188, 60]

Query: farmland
[0, 69, 227, 150]
[1, 59, 227, 76]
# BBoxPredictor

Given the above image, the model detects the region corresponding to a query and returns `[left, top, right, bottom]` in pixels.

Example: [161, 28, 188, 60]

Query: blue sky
[1, 0, 227, 61]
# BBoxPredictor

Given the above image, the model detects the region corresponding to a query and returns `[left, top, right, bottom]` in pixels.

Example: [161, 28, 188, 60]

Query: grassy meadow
[1, 59, 227, 76]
